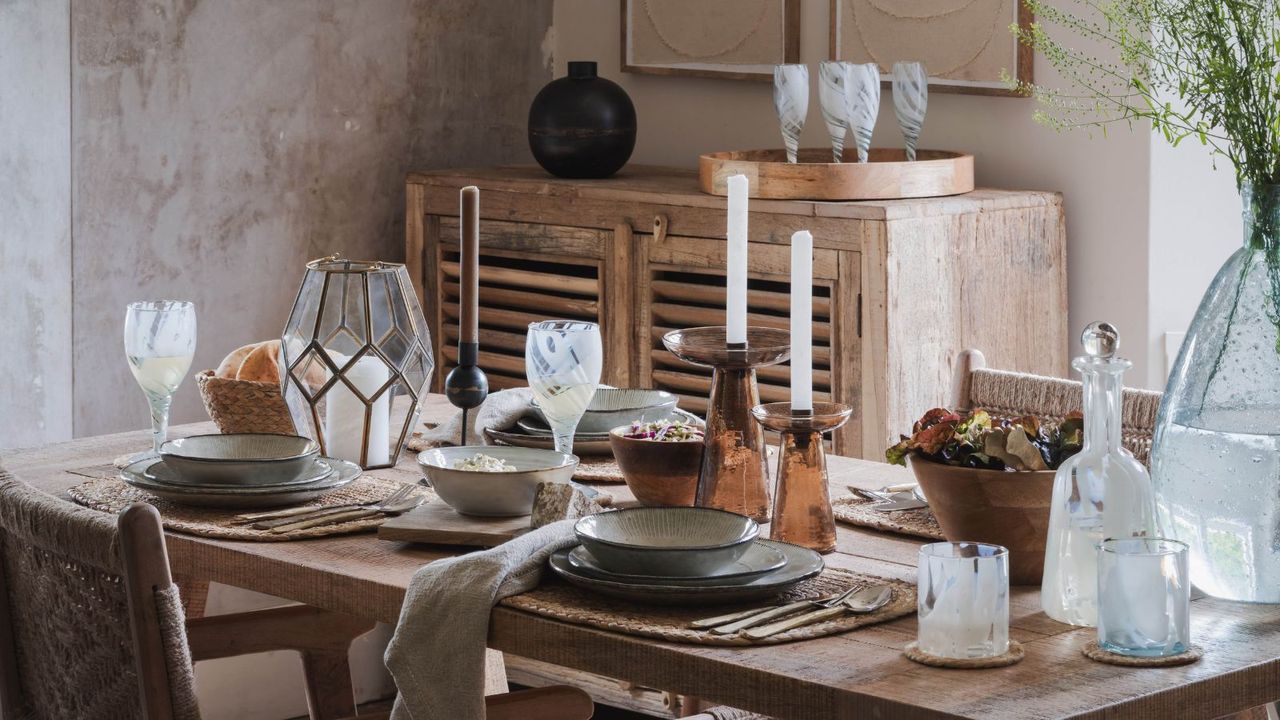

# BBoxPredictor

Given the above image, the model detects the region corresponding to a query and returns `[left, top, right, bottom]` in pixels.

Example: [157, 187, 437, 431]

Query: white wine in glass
[525, 320, 602, 456]
[124, 301, 197, 459]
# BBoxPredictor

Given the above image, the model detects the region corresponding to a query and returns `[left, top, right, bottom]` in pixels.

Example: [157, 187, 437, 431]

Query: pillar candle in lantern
[325, 354, 391, 467]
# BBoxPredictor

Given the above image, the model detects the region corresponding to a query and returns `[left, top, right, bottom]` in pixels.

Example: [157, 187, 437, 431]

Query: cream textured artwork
[832, 0, 1031, 95]
[623, 0, 799, 80]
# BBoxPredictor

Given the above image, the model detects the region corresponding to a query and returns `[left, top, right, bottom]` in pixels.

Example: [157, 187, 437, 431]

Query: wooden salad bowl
[608, 428, 703, 507]
[908, 456, 1055, 585]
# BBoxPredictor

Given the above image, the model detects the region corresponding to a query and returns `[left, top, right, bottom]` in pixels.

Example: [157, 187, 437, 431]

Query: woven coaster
[832, 495, 944, 540]
[501, 568, 915, 646]
[904, 641, 1025, 668]
[1081, 640, 1203, 667]
[67, 473, 429, 542]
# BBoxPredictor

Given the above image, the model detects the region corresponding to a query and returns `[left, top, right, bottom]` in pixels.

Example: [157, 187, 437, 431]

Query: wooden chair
[951, 349, 1163, 466]
[0, 469, 593, 720]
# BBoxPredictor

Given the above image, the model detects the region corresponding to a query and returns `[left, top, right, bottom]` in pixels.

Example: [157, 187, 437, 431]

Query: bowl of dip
[416, 446, 578, 516]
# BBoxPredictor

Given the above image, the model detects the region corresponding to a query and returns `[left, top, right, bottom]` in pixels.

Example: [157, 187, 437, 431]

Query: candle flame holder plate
[662, 326, 791, 523]
[699, 148, 974, 201]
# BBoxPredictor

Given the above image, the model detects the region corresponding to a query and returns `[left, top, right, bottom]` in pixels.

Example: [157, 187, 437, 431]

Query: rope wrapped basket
[195, 370, 296, 435]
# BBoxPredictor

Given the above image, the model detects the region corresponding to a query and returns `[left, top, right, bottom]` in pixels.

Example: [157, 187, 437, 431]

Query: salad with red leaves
[622, 419, 704, 442]
[886, 407, 1083, 471]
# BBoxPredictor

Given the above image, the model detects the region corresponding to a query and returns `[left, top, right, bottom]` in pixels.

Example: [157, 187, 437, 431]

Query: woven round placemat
[501, 568, 915, 646]
[67, 474, 429, 542]
[1081, 640, 1203, 667]
[832, 495, 944, 540]
[904, 640, 1025, 668]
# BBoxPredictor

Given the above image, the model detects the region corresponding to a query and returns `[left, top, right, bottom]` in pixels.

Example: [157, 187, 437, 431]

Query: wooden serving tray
[699, 148, 974, 201]
[379, 499, 529, 547]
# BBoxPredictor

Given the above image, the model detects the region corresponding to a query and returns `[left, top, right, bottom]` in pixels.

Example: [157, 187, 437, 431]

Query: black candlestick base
[445, 342, 488, 445]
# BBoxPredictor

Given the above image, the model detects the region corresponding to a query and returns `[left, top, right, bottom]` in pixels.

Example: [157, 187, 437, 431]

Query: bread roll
[237, 340, 282, 383]
[216, 342, 259, 379]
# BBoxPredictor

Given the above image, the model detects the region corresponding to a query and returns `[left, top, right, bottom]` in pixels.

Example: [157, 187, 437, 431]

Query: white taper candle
[790, 230, 813, 411]
[726, 174, 749, 345]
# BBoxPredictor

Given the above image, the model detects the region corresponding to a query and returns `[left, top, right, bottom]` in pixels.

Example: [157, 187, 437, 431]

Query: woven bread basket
[195, 369, 297, 435]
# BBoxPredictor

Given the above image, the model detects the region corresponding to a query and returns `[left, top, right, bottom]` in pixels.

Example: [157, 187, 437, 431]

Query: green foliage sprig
[1010, 0, 1280, 197]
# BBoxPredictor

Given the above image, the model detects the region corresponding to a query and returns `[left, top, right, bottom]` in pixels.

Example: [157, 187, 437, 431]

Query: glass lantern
[281, 256, 434, 469]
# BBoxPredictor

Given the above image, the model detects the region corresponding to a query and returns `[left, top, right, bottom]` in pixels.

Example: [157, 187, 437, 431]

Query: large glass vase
[1152, 183, 1280, 602]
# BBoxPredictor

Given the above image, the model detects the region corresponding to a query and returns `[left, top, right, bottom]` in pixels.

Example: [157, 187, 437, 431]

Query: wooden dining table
[5, 393, 1279, 720]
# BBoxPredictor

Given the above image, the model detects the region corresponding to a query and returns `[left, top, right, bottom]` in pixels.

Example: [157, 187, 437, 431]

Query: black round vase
[528, 61, 636, 179]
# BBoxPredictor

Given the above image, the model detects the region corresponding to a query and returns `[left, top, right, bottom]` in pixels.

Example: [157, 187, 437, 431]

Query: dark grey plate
[547, 539, 823, 605]
[567, 540, 787, 585]
[145, 457, 333, 489]
[120, 457, 360, 509]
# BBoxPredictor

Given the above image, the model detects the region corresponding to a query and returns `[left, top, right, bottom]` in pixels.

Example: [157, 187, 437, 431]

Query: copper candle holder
[752, 401, 853, 553]
[662, 326, 791, 523]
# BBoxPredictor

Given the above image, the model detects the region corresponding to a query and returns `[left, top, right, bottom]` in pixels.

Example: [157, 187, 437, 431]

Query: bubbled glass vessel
[1152, 183, 1280, 602]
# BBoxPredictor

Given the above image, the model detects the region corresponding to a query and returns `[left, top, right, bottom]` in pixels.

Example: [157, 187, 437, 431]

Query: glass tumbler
[1097, 538, 1191, 657]
[917, 542, 1010, 659]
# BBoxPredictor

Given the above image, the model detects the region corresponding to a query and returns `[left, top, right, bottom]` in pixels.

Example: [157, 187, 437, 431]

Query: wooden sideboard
[405, 165, 1068, 458]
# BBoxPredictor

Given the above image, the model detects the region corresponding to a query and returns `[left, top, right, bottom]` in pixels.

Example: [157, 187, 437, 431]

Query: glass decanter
[1041, 322, 1158, 627]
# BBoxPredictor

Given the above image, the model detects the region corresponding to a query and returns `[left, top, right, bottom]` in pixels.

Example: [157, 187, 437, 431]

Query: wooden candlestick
[445, 185, 488, 443]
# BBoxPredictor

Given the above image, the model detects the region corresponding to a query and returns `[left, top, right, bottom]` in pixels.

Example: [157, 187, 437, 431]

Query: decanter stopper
[1081, 321, 1118, 359]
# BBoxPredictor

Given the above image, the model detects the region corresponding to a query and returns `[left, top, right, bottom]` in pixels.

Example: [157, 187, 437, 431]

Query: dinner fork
[235, 484, 415, 527]
[742, 585, 892, 640]
[689, 586, 860, 634]
[266, 492, 424, 533]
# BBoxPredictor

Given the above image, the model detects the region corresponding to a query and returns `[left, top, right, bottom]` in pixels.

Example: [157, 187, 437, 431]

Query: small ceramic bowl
[608, 427, 702, 507]
[534, 388, 679, 434]
[574, 507, 758, 577]
[417, 446, 578, 517]
[158, 433, 319, 486]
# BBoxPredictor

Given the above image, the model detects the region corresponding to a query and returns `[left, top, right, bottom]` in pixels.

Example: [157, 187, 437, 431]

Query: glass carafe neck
[1242, 182, 1280, 253]
[1073, 356, 1130, 452]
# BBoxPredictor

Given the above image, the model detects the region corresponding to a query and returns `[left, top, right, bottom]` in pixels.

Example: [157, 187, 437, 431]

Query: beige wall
[553, 0, 1153, 382]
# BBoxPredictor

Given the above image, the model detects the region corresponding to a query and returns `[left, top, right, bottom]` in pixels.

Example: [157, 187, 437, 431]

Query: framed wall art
[829, 0, 1033, 96]
[621, 0, 801, 82]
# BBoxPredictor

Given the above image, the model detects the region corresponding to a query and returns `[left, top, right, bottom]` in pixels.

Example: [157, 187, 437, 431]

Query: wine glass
[124, 301, 197, 460]
[525, 320, 602, 456]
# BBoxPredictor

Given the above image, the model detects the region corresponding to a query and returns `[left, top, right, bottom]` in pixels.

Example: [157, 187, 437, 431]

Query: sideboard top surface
[407, 164, 1062, 222]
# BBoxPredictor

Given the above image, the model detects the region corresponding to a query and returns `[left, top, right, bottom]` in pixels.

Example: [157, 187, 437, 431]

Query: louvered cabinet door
[636, 231, 862, 456]
[425, 216, 635, 393]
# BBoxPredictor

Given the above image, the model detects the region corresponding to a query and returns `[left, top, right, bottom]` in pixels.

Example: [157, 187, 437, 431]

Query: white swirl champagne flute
[818, 61, 851, 163]
[892, 61, 929, 162]
[845, 63, 881, 164]
[124, 301, 197, 459]
[773, 64, 809, 164]
[525, 320, 602, 456]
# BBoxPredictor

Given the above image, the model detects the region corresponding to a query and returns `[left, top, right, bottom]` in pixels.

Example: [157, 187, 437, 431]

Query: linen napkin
[383, 519, 577, 720]
[410, 387, 533, 449]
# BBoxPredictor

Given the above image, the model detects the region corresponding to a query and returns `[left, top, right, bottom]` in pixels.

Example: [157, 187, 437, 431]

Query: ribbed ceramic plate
[483, 427, 614, 455]
[121, 457, 360, 509]
[547, 540, 824, 605]
[567, 541, 787, 585]
[145, 457, 333, 489]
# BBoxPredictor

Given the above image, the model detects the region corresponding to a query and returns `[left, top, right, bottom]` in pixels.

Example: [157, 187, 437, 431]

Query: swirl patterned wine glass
[845, 63, 881, 164]
[892, 61, 929, 162]
[818, 61, 851, 163]
[124, 300, 197, 460]
[525, 320, 603, 456]
[773, 64, 809, 164]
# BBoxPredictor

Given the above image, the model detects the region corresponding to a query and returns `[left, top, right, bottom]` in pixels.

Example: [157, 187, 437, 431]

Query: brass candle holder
[752, 401, 853, 554]
[662, 326, 791, 523]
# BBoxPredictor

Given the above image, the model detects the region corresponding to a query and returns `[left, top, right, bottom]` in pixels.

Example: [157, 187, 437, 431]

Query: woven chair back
[0, 470, 199, 720]
[953, 350, 1163, 467]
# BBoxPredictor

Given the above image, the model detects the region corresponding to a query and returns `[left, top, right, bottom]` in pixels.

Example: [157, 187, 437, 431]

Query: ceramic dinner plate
[120, 457, 361, 509]
[566, 540, 788, 585]
[548, 539, 824, 605]
[145, 456, 334, 489]
[494, 408, 702, 455]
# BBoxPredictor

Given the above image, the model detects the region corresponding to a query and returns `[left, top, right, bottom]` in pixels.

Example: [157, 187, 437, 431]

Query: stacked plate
[119, 433, 361, 509]
[549, 507, 824, 605]
[487, 389, 702, 455]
